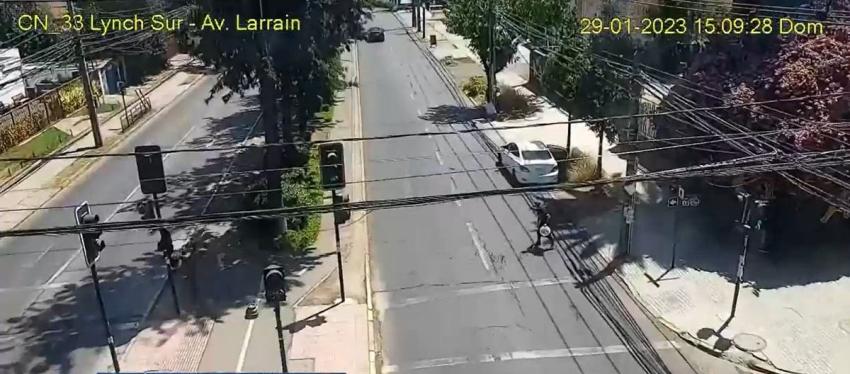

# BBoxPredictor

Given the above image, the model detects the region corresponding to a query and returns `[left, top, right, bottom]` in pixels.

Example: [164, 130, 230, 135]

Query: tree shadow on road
[419, 104, 485, 126]
[0, 94, 334, 374]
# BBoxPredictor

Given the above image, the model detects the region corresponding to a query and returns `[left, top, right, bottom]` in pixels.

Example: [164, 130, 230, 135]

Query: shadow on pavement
[0, 93, 332, 373]
[419, 104, 485, 125]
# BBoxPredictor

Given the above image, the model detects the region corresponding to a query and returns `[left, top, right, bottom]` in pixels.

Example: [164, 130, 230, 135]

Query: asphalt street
[360, 11, 702, 374]
[0, 74, 262, 374]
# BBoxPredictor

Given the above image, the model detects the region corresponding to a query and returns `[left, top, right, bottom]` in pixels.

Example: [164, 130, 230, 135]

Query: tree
[445, 0, 515, 94]
[188, 0, 363, 215]
[0, 3, 58, 57]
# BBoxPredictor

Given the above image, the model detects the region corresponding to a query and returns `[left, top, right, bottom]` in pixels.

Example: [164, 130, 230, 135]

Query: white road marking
[235, 315, 256, 372]
[295, 268, 307, 276]
[378, 277, 574, 310]
[466, 222, 492, 272]
[434, 150, 444, 166]
[236, 278, 264, 372]
[0, 281, 72, 294]
[25, 243, 56, 268]
[450, 178, 461, 207]
[381, 341, 681, 372]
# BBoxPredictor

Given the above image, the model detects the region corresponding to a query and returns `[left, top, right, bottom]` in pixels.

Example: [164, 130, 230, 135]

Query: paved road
[0, 74, 262, 374]
[360, 11, 703, 374]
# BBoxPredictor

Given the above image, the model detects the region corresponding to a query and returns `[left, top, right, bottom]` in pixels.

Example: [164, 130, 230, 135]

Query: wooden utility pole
[66, 0, 102, 147]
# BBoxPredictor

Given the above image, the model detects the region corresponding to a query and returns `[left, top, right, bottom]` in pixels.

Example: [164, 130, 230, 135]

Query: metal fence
[0, 76, 102, 154]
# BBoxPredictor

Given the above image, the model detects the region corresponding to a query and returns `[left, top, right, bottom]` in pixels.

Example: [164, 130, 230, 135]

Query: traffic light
[263, 264, 286, 304]
[318, 142, 345, 190]
[157, 228, 181, 269]
[80, 213, 105, 266]
[333, 193, 350, 224]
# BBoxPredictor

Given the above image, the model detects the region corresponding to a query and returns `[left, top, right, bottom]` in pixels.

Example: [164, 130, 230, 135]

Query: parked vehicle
[365, 27, 385, 43]
[497, 140, 559, 185]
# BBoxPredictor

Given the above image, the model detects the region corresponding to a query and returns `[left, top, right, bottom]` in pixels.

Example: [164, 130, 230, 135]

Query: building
[0, 49, 25, 110]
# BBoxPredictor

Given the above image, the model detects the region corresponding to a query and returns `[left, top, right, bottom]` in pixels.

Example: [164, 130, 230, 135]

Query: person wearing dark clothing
[533, 203, 552, 247]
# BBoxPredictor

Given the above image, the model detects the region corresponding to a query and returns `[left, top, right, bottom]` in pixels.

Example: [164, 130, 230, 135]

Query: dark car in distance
[365, 27, 385, 42]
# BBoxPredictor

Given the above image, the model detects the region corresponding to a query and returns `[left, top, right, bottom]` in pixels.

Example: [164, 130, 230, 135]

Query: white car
[497, 141, 559, 185]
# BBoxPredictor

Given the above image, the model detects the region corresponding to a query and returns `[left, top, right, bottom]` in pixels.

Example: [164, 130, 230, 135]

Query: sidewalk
[412, 10, 850, 374]
[418, 10, 626, 177]
[0, 54, 205, 231]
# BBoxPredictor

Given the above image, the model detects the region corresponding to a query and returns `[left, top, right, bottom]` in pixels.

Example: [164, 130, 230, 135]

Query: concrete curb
[391, 10, 790, 374]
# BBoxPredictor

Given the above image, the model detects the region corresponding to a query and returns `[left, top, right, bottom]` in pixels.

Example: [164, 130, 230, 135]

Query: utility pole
[413, 0, 419, 29]
[67, 0, 102, 147]
[620, 48, 642, 256]
[729, 191, 754, 321]
[422, 1, 427, 39]
[487, 3, 497, 106]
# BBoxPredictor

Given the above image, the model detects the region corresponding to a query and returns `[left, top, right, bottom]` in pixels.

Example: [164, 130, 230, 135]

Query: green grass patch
[0, 127, 70, 179]
[96, 102, 121, 114]
[315, 105, 335, 124]
[277, 149, 324, 254]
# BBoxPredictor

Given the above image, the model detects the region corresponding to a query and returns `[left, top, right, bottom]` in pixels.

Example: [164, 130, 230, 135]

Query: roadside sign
[668, 195, 700, 208]
[623, 206, 635, 223]
[682, 196, 701, 207]
[667, 197, 680, 207]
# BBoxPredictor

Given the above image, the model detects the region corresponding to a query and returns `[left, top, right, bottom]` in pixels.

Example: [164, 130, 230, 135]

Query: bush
[58, 80, 86, 115]
[277, 150, 324, 254]
[462, 76, 487, 104]
[567, 148, 603, 183]
[496, 85, 540, 119]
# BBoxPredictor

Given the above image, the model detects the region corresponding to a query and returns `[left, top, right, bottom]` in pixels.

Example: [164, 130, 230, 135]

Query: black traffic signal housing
[263, 264, 286, 304]
[318, 142, 345, 190]
[333, 193, 351, 225]
[80, 213, 105, 266]
[157, 228, 181, 269]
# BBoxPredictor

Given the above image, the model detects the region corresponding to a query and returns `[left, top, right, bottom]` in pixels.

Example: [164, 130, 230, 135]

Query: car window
[521, 150, 552, 161]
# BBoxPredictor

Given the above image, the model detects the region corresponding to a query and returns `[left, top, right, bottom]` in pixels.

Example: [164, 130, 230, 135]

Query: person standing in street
[533, 201, 551, 248]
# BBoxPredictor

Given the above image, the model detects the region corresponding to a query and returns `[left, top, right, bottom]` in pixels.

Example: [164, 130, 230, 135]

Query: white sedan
[497, 141, 559, 185]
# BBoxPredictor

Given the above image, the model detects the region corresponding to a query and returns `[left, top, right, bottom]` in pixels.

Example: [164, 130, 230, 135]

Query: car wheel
[512, 169, 520, 185]
[496, 153, 502, 166]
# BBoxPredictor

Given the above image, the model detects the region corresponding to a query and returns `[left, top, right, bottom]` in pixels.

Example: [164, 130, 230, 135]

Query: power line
[0, 89, 847, 163]
[496, 10, 850, 212]
[5, 148, 850, 237]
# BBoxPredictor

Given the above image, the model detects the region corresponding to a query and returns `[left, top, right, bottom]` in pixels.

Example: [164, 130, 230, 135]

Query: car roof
[514, 141, 548, 151]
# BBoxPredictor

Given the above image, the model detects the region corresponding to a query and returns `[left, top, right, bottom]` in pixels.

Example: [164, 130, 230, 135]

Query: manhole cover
[839, 319, 850, 334]
[733, 333, 767, 352]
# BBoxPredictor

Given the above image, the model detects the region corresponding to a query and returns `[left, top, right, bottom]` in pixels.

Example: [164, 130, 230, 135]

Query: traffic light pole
[332, 189, 346, 302]
[67, 0, 103, 148]
[152, 193, 181, 315]
[91, 264, 121, 372]
[272, 303, 289, 373]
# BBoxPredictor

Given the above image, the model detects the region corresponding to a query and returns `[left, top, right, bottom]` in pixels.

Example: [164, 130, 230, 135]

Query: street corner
[288, 303, 369, 374]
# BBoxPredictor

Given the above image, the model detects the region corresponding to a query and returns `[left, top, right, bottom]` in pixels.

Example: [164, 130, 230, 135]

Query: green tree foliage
[445, 0, 514, 93]
[188, 0, 363, 214]
[0, 3, 58, 57]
